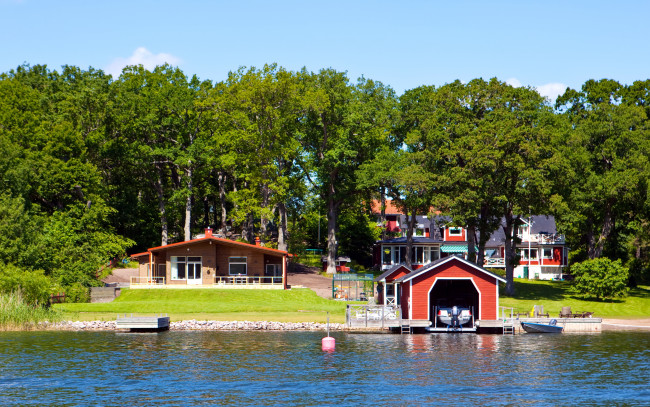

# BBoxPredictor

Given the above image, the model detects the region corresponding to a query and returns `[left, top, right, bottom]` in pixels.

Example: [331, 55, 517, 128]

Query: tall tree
[299, 70, 396, 273]
[556, 79, 648, 260]
[216, 65, 305, 248]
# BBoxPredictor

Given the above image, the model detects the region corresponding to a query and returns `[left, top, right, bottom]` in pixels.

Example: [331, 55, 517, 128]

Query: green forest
[1, 63, 649, 300]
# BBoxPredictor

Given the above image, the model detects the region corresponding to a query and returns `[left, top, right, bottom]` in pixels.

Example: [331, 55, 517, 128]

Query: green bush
[571, 258, 629, 300]
[0, 263, 54, 307]
[63, 282, 90, 303]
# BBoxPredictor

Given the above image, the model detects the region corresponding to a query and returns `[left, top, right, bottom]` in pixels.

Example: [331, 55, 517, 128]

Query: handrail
[347, 304, 400, 328]
[130, 276, 166, 285]
[484, 258, 505, 266]
[522, 233, 565, 244]
[213, 276, 282, 285]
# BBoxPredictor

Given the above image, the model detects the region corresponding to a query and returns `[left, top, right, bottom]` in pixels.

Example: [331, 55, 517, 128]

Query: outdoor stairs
[400, 319, 412, 334]
[502, 319, 515, 335]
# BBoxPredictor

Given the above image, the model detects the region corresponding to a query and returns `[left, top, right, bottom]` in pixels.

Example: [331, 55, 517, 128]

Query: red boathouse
[392, 256, 506, 322]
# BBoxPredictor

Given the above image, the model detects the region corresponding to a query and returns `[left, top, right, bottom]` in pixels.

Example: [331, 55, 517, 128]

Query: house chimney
[255, 236, 261, 246]
[205, 227, 213, 237]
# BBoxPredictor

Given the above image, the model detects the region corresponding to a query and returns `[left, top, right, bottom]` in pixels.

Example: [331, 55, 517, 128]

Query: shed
[394, 256, 506, 322]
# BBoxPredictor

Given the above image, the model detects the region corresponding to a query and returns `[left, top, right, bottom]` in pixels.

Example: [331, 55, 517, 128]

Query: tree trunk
[380, 186, 387, 240]
[593, 202, 614, 259]
[154, 167, 168, 246]
[260, 182, 270, 244]
[277, 202, 288, 252]
[202, 196, 210, 229]
[242, 213, 255, 244]
[477, 204, 490, 268]
[218, 171, 227, 236]
[184, 167, 193, 241]
[326, 196, 340, 274]
[405, 207, 416, 268]
[503, 208, 518, 296]
[586, 218, 596, 259]
[466, 223, 477, 264]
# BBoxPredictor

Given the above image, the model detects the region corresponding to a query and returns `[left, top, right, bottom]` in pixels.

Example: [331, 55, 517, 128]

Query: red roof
[370, 199, 404, 215]
[130, 236, 289, 258]
[370, 199, 440, 216]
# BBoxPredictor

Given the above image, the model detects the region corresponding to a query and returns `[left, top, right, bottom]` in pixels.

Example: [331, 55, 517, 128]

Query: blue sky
[1, 0, 648, 100]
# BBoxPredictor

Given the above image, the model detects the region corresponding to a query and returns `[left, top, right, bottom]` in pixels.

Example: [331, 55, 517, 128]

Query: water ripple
[0, 331, 649, 406]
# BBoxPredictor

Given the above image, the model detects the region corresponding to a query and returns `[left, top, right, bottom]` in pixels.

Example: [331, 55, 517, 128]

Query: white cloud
[535, 82, 568, 102]
[105, 47, 181, 78]
[505, 77, 522, 88]
[505, 77, 568, 103]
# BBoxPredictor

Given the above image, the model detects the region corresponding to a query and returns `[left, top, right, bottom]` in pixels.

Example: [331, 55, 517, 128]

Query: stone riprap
[36, 320, 344, 331]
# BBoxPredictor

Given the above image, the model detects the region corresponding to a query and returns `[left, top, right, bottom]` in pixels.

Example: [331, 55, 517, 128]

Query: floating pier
[116, 314, 170, 332]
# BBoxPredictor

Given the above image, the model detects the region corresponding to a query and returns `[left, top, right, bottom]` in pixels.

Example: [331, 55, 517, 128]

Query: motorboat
[521, 319, 564, 333]
[437, 306, 472, 328]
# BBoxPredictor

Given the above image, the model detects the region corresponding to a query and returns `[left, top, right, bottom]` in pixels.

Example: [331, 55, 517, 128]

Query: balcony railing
[484, 258, 505, 267]
[519, 233, 565, 244]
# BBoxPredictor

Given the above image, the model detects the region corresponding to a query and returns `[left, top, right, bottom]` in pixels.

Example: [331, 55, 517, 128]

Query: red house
[376, 256, 506, 324]
[372, 200, 568, 280]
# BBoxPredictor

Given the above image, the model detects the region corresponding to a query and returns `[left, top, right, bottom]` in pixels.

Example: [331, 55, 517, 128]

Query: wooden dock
[116, 314, 170, 332]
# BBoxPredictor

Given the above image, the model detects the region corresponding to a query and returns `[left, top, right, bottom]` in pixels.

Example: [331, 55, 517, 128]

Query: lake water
[1, 330, 649, 406]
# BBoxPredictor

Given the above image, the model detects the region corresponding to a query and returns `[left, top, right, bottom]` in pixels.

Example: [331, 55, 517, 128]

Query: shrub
[571, 258, 629, 300]
[63, 282, 90, 303]
[0, 263, 54, 307]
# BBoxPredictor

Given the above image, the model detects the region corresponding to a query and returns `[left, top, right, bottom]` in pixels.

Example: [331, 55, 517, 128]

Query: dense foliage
[570, 258, 630, 300]
[1, 63, 649, 298]
[0, 263, 54, 307]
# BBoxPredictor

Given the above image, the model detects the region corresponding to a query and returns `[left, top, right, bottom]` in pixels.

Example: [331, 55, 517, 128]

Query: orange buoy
[322, 336, 335, 351]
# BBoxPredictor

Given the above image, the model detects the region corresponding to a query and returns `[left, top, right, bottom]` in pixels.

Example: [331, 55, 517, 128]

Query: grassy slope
[500, 279, 650, 318]
[54, 288, 351, 323]
[52, 280, 650, 323]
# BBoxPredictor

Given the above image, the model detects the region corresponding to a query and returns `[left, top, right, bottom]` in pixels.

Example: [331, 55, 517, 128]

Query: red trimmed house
[130, 228, 289, 289]
[376, 256, 506, 323]
[372, 200, 568, 280]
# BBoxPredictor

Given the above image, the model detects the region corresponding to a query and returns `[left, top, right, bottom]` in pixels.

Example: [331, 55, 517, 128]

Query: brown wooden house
[131, 228, 289, 289]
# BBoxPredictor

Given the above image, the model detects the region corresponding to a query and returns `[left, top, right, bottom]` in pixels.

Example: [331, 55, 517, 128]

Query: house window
[542, 248, 553, 259]
[408, 246, 441, 264]
[428, 246, 440, 262]
[171, 256, 202, 280]
[412, 246, 424, 264]
[382, 246, 392, 265]
[171, 256, 186, 280]
[517, 225, 529, 236]
[398, 246, 407, 264]
[415, 228, 424, 237]
[448, 227, 462, 236]
[520, 249, 538, 260]
[229, 257, 247, 275]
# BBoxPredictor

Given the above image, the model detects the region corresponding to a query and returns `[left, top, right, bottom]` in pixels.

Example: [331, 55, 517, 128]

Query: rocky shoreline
[31, 320, 345, 331]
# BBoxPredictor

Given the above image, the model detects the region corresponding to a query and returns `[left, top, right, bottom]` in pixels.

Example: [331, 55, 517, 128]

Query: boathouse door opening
[428, 278, 479, 323]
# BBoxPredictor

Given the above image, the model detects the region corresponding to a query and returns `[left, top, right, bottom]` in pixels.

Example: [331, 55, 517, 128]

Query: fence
[346, 304, 400, 328]
[213, 276, 283, 286]
[333, 274, 374, 301]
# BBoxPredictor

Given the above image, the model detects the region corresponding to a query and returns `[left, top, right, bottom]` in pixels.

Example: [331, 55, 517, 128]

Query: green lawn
[500, 279, 650, 318]
[54, 288, 351, 323]
[52, 280, 650, 324]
